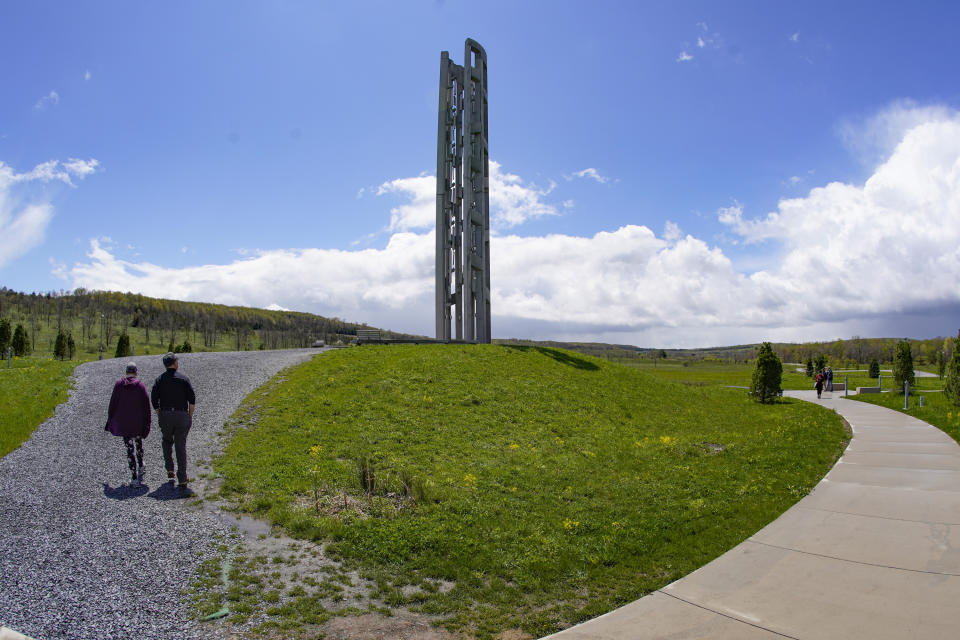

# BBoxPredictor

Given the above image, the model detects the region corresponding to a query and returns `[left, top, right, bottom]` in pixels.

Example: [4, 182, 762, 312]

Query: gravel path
[0, 348, 322, 640]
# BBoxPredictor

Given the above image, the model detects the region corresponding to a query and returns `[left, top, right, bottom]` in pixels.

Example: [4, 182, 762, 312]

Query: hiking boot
[130, 476, 141, 487]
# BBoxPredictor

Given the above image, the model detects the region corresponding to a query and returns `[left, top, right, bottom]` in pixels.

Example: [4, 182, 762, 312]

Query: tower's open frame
[436, 39, 490, 343]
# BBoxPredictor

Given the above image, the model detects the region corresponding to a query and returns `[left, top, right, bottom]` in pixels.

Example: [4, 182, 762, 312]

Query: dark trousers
[158, 410, 192, 483]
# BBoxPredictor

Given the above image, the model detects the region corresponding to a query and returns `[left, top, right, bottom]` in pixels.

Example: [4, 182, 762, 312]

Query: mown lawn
[851, 390, 960, 444]
[215, 345, 848, 638]
[0, 358, 77, 457]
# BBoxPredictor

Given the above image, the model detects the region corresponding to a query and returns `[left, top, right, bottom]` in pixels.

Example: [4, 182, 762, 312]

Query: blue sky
[3, 1, 960, 347]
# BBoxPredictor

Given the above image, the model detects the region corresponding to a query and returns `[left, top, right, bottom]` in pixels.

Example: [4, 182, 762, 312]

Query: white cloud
[34, 90, 59, 110]
[838, 99, 955, 168]
[377, 161, 557, 231]
[65, 109, 960, 346]
[84, 70, 91, 81]
[790, 32, 800, 43]
[568, 167, 610, 184]
[697, 37, 706, 48]
[0, 159, 99, 268]
[265, 303, 290, 311]
[676, 51, 694, 62]
[788, 175, 802, 185]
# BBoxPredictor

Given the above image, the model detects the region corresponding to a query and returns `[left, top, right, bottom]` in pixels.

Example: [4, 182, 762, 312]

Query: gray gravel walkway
[0, 348, 320, 640]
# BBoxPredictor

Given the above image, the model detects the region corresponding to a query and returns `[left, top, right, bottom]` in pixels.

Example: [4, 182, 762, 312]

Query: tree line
[0, 287, 414, 359]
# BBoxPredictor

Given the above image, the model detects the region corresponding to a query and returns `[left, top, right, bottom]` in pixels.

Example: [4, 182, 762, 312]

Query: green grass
[0, 358, 77, 457]
[215, 344, 848, 638]
[624, 360, 940, 394]
[850, 390, 960, 444]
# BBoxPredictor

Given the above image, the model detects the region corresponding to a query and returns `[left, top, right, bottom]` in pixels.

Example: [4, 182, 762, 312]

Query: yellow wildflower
[308, 444, 323, 458]
[659, 435, 673, 445]
[508, 443, 520, 450]
[464, 473, 477, 486]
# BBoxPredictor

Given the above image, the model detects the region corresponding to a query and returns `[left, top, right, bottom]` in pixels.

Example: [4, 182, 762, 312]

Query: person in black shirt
[150, 352, 196, 491]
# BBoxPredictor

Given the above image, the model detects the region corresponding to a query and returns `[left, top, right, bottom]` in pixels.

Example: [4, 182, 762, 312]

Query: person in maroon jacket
[105, 362, 152, 486]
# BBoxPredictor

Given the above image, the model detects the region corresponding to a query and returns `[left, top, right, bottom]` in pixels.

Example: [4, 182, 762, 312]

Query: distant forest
[0, 287, 414, 358]
[496, 334, 957, 368]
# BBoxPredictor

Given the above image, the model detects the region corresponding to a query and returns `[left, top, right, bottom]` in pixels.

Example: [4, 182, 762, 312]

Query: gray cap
[162, 352, 178, 367]
[125, 362, 138, 374]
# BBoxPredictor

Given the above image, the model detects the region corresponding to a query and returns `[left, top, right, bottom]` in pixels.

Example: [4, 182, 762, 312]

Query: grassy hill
[211, 344, 848, 637]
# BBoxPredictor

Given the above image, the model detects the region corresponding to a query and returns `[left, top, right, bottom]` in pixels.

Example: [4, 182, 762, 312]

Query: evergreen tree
[11, 324, 29, 357]
[67, 333, 76, 360]
[944, 331, 960, 407]
[937, 350, 946, 380]
[179, 340, 192, 353]
[0, 318, 11, 354]
[53, 330, 68, 361]
[869, 357, 881, 379]
[750, 341, 782, 403]
[814, 354, 828, 373]
[805, 357, 814, 377]
[892, 339, 915, 393]
[115, 333, 131, 358]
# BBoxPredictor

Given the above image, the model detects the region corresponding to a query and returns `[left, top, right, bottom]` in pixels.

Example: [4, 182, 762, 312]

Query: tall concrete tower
[435, 39, 490, 343]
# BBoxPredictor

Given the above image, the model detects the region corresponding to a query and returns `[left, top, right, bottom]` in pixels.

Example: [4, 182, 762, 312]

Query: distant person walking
[105, 362, 151, 486]
[826, 366, 834, 392]
[151, 353, 196, 491]
[814, 370, 824, 399]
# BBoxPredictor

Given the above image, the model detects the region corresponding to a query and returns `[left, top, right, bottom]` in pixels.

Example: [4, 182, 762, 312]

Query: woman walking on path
[814, 370, 824, 399]
[105, 362, 152, 485]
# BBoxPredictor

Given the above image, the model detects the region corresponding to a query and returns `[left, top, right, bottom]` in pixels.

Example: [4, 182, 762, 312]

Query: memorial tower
[435, 39, 490, 343]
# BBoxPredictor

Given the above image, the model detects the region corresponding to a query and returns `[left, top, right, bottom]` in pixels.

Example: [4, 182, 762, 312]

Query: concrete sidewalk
[546, 390, 960, 639]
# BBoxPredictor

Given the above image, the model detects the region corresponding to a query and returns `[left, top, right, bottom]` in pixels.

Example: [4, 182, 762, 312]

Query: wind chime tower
[435, 39, 490, 343]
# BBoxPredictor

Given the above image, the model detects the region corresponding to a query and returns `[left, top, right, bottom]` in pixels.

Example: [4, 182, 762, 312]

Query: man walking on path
[150, 352, 196, 491]
[105, 362, 151, 486]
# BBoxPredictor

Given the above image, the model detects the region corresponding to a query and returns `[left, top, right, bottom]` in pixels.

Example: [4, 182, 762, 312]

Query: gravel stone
[0, 348, 321, 640]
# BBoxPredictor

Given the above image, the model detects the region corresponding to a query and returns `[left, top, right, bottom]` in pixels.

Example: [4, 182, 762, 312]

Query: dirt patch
[318, 612, 466, 640]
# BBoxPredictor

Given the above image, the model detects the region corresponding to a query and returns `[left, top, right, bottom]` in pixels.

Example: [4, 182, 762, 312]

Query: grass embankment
[851, 390, 960, 444]
[215, 344, 848, 638]
[0, 359, 77, 457]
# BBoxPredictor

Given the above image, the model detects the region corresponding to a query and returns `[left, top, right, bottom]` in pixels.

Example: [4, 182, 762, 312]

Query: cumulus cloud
[0, 159, 99, 268]
[34, 90, 60, 110]
[377, 160, 557, 231]
[676, 51, 694, 63]
[65, 106, 960, 345]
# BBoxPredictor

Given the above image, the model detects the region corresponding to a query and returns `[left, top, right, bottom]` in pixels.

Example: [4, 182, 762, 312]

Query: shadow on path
[102, 482, 149, 501]
[147, 481, 194, 501]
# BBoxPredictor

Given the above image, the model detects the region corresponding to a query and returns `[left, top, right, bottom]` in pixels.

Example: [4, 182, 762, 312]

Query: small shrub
[869, 358, 880, 379]
[11, 324, 29, 357]
[53, 330, 68, 361]
[750, 342, 782, 403]
[945, 331, 960, 407]
[805, 357, 813, 377]
[0, 319, 11, 354]
[115, 333, 131, 358]
[66, 333, 76, 360]
[892, 340, 915, 393]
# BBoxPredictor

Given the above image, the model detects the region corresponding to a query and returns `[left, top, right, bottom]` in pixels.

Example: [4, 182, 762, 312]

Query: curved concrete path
[547, 390, 960, 639]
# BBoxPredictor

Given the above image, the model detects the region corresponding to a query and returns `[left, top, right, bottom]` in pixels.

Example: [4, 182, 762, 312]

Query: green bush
[115, 333, 131, 358]
[11, 324, 29, 357]
[0, 318, 11, 354]
[945, 331, 960, 407]
[892, 340, 915, 393]
[750, 341, 782, 403]
[53, 330, 68, 361]
[869, 357, 880, 379]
